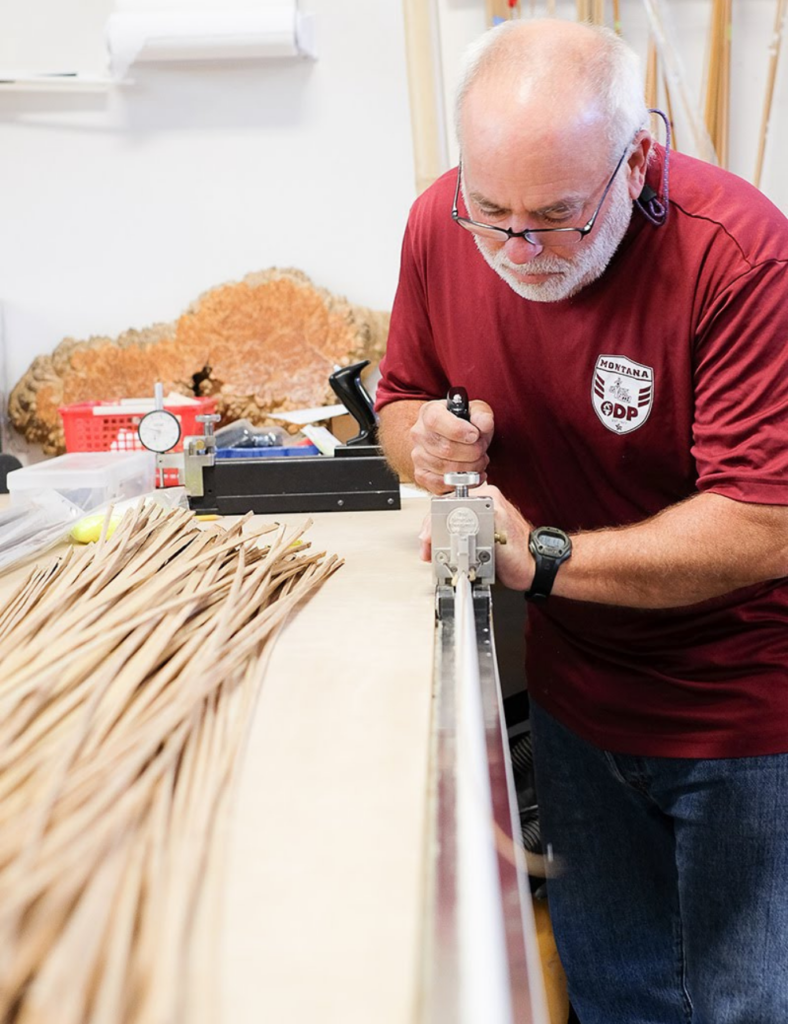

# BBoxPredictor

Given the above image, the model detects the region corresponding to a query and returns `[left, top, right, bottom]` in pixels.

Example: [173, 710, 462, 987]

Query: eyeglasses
[451, 142, 630, 248]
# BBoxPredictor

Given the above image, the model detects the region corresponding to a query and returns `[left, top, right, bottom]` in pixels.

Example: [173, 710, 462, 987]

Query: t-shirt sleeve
[693, 258, 788, 505]
[375, 209, 449, 412]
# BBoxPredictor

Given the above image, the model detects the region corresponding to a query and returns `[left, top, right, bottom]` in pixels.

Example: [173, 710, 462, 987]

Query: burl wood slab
[10, 268, 389, 454]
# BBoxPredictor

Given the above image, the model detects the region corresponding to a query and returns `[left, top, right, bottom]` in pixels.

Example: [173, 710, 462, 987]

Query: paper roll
[106, 7, 316, 77]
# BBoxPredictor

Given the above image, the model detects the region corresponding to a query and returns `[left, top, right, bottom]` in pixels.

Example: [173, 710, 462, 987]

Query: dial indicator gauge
[137, 410, 182, 453]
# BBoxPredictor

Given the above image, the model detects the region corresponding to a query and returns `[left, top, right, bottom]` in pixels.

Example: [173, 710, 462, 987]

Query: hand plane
[184, 361, 401, 515]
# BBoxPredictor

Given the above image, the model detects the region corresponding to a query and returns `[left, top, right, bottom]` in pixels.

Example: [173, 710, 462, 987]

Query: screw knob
[444, 472, 480, 488]
[443, 471, 480, 499]
[196, 413, 221, 438]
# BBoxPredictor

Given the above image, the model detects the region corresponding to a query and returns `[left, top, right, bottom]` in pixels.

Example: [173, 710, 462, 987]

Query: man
[376, 17, 788, 1024]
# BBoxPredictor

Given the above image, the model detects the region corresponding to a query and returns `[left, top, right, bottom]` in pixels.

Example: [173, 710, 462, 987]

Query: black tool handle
[329, 360, 378, 446]
[446, 386, 471, 422]
[0, 453, 22, 495]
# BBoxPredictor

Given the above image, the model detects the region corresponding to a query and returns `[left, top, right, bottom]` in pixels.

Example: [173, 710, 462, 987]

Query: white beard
[474, 171, 634, 303]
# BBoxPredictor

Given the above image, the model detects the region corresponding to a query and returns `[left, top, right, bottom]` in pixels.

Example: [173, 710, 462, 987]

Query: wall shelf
[0, 73, 122, 92]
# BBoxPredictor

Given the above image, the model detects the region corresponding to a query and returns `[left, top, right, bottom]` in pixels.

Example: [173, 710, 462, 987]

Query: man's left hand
[419, 483, 535, 591]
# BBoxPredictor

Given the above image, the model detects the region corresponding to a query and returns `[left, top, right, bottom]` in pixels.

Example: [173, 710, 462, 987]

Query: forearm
[554, 493, 788, 608]
[485, 487, 788, 608]
[377, 400, 424, 481]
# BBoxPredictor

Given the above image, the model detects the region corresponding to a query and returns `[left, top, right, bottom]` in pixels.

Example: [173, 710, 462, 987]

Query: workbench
[0, 491, 548, 1024]
[220, 495, 435, 1024]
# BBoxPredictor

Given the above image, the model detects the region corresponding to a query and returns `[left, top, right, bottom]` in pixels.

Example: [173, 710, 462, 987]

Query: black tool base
[188, 456, 402, 516]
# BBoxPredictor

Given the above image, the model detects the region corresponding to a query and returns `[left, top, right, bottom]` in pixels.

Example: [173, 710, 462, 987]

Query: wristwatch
[524, 526, 572, 603]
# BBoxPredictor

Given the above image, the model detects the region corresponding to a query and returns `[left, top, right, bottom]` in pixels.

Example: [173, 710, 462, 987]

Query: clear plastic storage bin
[7, 451, 156, 511]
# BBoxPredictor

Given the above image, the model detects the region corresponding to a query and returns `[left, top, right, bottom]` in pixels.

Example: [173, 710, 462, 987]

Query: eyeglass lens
[455, 219, 584, 247]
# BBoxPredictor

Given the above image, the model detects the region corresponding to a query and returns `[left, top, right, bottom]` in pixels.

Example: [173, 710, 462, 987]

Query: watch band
[525, 558, 563, 603]
[524, 527, 572, 603]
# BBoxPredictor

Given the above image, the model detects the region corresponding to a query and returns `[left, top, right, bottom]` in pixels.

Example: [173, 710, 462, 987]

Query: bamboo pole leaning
[718, 0, 732, 169]
[643, 31, 677, 149]
[704, 0, 732, 168]
[755, 0, 788, 187]
[645, 35, 659, 111]
[0, 502, 342, 1024]
[402, 0, 448, 195]
[641, 0, 717, 163]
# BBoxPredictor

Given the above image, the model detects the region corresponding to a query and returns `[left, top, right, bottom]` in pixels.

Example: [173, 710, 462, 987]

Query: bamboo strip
[663, 68, 678, 150]
[85, 830, 146, 1024]
[704, 0, 718, 151]
[0, 773, 157, 999]
[18, 839, 129, 1024]
[645, 37, 659, 111]
[755, 0, 788, 186]
[703, 0, 732, 168]
[402, 0, 447, 195]
[719, 0, 732, 169]
[0, 564, 55, 642]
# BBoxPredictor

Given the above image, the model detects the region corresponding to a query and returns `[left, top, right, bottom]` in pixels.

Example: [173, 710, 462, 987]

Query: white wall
[1, 0, 786, 455]
[0, 0, 416, 450]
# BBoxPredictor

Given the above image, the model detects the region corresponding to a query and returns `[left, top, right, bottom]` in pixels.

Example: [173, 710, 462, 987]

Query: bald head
[455, 19, 647, 159]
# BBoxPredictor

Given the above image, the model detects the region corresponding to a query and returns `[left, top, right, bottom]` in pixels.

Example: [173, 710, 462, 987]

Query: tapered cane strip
[755, 0, 788, 186]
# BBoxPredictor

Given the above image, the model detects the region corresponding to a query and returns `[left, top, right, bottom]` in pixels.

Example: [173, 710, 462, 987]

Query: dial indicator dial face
[137, 410, 182, 453]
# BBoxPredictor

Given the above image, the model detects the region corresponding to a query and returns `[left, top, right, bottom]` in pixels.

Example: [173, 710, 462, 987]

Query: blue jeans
[529, 701, 788, 1024]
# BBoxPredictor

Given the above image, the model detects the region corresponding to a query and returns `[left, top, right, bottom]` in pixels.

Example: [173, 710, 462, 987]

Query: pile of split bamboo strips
[0, 502, 341, 1024]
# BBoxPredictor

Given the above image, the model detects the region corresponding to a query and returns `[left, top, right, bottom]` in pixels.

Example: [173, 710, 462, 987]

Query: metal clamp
[183, 413, 220, 498]
[431, 472, 494, 587]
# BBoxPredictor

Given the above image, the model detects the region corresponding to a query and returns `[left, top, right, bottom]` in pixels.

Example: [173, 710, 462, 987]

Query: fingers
[417, 399, 481, 447]
[417, 484, 534, 591]
[469, 400, 494, 444]
[410, 399, 494, 494]
[472, 485, 534, 591]
[418, 512, 432, 562]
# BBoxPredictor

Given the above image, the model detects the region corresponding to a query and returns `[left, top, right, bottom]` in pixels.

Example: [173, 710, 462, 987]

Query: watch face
[138, 410, 182, 453]
[532, 527, 571, 559]
[526, 526, 572, 602]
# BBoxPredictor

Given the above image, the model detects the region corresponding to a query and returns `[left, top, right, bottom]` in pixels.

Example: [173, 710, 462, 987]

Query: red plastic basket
[59, 397, 217, 486]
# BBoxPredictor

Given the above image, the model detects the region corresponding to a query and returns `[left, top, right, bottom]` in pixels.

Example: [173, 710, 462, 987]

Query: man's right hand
[409, 399, 494, 494]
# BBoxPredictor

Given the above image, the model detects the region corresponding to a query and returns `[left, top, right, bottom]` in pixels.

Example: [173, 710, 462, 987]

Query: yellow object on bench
[70, 512, 122, 544]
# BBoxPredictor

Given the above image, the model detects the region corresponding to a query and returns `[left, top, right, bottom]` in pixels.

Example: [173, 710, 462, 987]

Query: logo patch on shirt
[592, 355, 654, 435]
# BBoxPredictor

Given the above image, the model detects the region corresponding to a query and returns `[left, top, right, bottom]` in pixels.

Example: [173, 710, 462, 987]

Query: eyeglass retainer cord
[636, 108, 671, 227]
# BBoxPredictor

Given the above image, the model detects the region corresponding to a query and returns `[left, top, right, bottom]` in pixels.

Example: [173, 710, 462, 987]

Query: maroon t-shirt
[377, 146, 788, 757]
